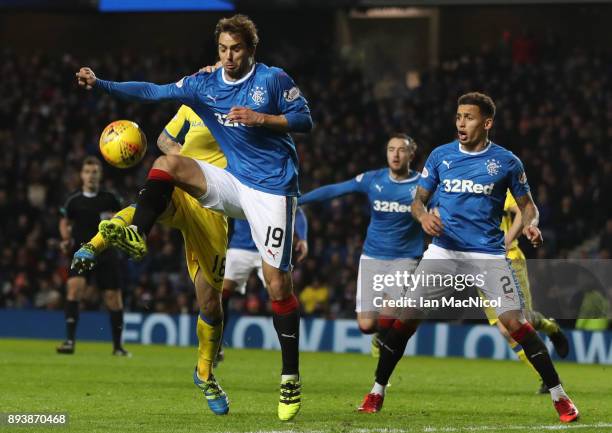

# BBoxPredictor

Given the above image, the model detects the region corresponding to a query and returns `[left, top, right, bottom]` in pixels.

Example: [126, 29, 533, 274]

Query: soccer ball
[99, 120, 147, 168]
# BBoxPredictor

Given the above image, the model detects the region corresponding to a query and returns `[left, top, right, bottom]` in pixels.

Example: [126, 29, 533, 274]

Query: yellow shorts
[159, 188, 228, 291]
[483, 248, 531, 324]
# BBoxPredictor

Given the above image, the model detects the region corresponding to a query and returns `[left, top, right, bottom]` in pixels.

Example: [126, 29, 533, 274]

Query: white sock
[371, 382, 386, 396]
[281, 374, 299, 382]
[549, 384, 568, 401]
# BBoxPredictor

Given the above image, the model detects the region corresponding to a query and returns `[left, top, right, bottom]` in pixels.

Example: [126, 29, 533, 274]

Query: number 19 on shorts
[265, 226, 284, 248]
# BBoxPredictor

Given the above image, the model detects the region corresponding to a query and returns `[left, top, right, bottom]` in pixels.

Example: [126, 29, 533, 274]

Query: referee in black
[57, 156, 129, 356]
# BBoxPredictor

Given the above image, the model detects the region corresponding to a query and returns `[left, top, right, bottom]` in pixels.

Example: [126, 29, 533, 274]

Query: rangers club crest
[485, 159, 501, 176]
[249, 86, 267, 106]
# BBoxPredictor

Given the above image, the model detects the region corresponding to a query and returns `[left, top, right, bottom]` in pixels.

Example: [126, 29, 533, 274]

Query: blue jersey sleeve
[269, 68, 312, 132]
[95, 73, 206, 107]
[507, 155, 530, 198]
[295, 207, 308, 240]
[418, 151, 440, 192]
[298, 178, 363, 205]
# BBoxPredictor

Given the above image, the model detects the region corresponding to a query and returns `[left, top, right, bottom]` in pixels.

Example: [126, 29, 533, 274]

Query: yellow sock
[89, 206, 136, 251]
[111, 205, 136, 227]
[196, 314, 223, 380]
[511, 340, 539, 378]
[89, 232, 107, 251]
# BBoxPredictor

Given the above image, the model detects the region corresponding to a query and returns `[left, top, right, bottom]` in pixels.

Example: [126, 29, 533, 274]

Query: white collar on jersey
[388, 169, 420, 183]
[222, 63, 256, 85]
[458, 140, 492, 155]
[82, 190, 98, 198]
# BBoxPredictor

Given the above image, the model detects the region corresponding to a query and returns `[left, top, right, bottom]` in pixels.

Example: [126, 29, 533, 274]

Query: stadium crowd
[0, 32, 610, 319]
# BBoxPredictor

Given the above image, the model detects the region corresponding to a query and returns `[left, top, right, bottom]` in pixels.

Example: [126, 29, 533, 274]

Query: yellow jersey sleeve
[501, 190, 522, 254]
[164, 105, 190, 143]
[504, 190, 518, 212]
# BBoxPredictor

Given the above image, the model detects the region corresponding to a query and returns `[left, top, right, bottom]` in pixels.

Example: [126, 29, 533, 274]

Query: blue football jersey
[299, 168, 423, 259]
[419, 140, 530, 254]
[96, 63, 312, 196]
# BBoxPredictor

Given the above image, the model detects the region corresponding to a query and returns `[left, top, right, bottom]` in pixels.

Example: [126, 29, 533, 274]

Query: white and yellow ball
[99, 120, 147, 168]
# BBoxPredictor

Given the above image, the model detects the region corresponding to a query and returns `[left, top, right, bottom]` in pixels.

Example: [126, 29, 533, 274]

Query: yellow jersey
[160, 105, 228, 288]
[163, 105, 227, 168]
[500, 190, 525, 260]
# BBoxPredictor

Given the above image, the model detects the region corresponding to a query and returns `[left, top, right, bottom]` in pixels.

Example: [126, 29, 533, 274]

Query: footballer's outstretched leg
[98, 220, 147, 260]
[132, 156, 207, 237]
[501, 313, 579, 423]
[101, 155, 208, 260]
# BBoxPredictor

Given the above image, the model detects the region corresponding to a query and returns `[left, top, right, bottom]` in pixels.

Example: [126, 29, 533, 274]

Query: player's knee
[200, 301, 222, 320]
[264, 269, 291, 300]
[66, 278, 83, 300]
[223, 280, 237, 294]
[104, 290, 122, 310]
[358, 322, 377, 334]
[152, 154, 181, 176]
[499, 312, 526, 334]
[267, 278, 291, 301]
[199, 292, 222, 319]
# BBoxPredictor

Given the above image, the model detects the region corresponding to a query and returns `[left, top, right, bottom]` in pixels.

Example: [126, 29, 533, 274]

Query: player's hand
[227, 106, 265, 126]
[294, 239, 308, 263]
[419, 213, 443, 237]
[504, 234, 513, 252]
[76, 67, 97, 90]
[198, 61, 222, 74]
[59, 239, 74, 255]
[523, 225, 543, 248]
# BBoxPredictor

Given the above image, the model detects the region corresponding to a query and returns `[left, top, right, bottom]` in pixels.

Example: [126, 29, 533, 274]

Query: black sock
[65, 300, 79, 342]
[272, 296, 300, 376]
[516, 330, 561, 389]
[133, 178, 174, 235]
[375, 324, 415, 386]
[110, 309, 124, 350]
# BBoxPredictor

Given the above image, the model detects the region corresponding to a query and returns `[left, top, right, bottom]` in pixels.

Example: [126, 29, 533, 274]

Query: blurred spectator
[299, 277, 330, 316]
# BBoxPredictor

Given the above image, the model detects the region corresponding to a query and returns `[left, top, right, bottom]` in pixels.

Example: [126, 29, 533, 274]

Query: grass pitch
[1, 338, 611, 433]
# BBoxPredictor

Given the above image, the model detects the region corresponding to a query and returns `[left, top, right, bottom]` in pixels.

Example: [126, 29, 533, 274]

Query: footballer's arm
[157, 132, 181, 155]
[226, 108, 312, 133]
[76, 67, 198, 106]
[411, 186, 443, 237]
[77, 67, 312, 133]
[515, 192, 543, 247]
